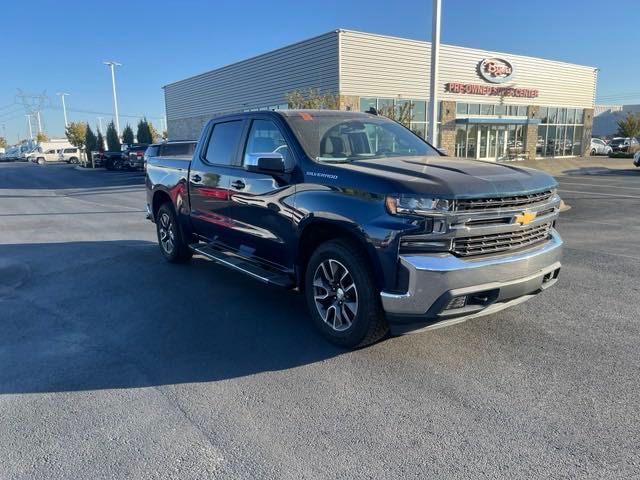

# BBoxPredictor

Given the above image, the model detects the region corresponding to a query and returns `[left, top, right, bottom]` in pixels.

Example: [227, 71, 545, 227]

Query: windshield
[610, 138, 626, 145]
[283, 112, 438, 163]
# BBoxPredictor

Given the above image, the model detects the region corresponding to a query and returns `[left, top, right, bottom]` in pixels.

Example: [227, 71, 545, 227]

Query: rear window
[145, 145, 159, 158]
[161, 142, 196, 158]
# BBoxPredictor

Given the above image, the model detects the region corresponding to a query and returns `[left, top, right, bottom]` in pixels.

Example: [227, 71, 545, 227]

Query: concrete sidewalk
[516, 155, 637, 177]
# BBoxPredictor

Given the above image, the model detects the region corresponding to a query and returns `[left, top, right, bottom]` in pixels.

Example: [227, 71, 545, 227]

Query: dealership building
[164, 29, 597, 160]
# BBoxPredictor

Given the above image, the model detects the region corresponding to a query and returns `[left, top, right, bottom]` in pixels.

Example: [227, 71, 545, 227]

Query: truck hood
[330, 155, 557, 198]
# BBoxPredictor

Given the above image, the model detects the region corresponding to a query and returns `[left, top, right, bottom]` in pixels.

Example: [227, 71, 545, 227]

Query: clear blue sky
[1, 0, 638, 143]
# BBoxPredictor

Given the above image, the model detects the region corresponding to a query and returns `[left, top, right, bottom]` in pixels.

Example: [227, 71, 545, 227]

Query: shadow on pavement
[561, 167, 639, 176]
[0, 162, 145, 191]
[0, 240, 344, 395]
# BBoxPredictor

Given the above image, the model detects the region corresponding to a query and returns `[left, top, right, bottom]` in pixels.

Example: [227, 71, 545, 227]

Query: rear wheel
[155, 203, 193, 263]
[305, 239, 388, 348]
[69, 156, 79, 164]
[37, 157, 45, 165]
[590, 148, 597, 156]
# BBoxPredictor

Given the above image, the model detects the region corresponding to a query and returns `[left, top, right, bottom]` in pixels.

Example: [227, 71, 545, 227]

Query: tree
[36, 132, 49, 142]
[122, 124, 134, 144]
[85, 125, 98, 166]
[96, 130, 105, 152]
[617, 112, 640, 138]
[0, 137, 7, 149]
[148, 122, 159, 143]
[377, 101, 412, 128]
[286, 88, 341, 110]
[65, 122, 87, 150]
[136, 118, 155, 144]
[106, 121, 120, 151]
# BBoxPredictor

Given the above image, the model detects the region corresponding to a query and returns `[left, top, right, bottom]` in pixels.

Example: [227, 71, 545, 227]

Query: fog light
[445, 296, 467, 310]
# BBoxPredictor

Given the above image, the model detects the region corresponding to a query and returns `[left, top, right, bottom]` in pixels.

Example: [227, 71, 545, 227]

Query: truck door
[225, 118, 297, 268]
[188, 118, 246, 243]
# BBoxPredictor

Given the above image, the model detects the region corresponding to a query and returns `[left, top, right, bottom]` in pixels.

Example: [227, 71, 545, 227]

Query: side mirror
[437, 147, 448, 156]
[245, 152, 285, 173]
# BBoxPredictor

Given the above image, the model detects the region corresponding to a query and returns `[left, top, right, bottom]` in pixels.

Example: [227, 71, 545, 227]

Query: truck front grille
[456, 190, 554, 211]
[453, 222, 553, 257]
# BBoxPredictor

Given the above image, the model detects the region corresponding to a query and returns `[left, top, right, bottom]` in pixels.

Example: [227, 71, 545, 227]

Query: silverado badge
[515, 211, 537, 225]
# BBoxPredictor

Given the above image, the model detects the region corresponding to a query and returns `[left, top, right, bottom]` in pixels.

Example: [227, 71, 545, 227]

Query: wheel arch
[296, 220, 384, 291]
[152, 189, 173, 221]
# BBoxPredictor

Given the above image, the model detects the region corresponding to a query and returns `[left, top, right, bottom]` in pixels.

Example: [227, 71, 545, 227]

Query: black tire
[590, 148, 597, 156]
[305, 239, 388, 348]
[69, 157, 79, 164]
[37, 157, 45, 165]
[155, 203, 193, 263]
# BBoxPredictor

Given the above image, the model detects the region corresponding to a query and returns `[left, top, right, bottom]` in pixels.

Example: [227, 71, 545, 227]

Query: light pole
[428, 0, 441, 147]
[25, 114, 33, 140]
[57, 92, 70, 128]
[103, 61, 122, 134]
[97, 116, 104, 133]
[36, 111, 43, 133]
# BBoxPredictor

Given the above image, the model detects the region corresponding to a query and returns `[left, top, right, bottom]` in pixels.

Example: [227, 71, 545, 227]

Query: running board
[191, 244, 294, 288]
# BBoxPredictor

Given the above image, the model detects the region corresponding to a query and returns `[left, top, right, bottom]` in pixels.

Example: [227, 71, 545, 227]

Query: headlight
[385, 194, 451, 216]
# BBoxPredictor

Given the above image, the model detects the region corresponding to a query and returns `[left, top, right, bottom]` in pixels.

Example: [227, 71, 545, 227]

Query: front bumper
[381, 231, 563, 334]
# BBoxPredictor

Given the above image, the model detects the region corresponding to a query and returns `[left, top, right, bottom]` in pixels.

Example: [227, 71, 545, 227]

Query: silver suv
[59, 147, 81, 164]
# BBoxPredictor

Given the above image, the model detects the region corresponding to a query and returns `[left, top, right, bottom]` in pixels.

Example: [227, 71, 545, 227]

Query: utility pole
[57, 92, 70, 127]
[428, 0, 441, 147]
[97, 116, 104, 133]
[25, 114, 33, 140]
[103, 61, 122, 134]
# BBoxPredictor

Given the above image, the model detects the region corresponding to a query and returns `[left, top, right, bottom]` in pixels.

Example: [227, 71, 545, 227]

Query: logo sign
[478, 58, 514, 84]
[515, 211, 537, 226]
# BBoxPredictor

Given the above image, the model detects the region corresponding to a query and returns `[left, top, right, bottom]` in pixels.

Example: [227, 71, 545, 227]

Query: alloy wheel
[158, 212, 175, 254]
[313, 259, 358, 332]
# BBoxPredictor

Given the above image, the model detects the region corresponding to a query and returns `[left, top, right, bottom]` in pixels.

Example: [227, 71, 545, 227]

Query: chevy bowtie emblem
[515, 211, 537, 225]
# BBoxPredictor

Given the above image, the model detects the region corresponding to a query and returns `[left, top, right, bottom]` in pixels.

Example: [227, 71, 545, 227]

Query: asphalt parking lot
[1, 161, 639, 479]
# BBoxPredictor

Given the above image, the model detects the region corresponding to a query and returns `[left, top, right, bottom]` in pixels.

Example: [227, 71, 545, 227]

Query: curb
[74, 166, 106, 171]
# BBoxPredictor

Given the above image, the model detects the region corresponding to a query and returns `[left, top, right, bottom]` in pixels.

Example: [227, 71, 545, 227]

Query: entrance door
[477, 125, 508, 161]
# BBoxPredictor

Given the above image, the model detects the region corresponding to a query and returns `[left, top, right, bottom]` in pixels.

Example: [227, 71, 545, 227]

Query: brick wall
[438, 101, 457, 153]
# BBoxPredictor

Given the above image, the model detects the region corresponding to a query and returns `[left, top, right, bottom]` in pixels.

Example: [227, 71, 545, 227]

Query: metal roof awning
[455, 117, 540, 125]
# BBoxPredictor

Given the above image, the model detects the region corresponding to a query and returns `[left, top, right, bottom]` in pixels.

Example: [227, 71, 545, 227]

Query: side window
[243, 119, 292, 168]
[204, 121, 243, 166]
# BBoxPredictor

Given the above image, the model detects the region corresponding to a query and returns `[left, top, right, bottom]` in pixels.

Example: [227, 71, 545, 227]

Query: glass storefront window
[360, 98, 376, 112]
[558, 108, 567, 124]
[412, 100, 426, 122]
[480, 104, 493, 115]
[548, 107, 558, 124]
[454, 125, 467, 157]
[566, 108, 575, 125]
[573, 126, 583, 155]
[410, 123, 426, 139]
[468, 103, 480, 115]
[575, 109, 584, 124]
[539, 107, 548, 124]
[456, 103, 468, 115]
[494, 104, 507, 116]
[537, 125, 547, 157]
[518, 106, 528, 117]
[565, 126, 574, 155]
[467, 125, 478, 158]
[508, 105, 519, 116]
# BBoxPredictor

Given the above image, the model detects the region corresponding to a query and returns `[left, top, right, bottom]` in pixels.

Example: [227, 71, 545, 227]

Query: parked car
[100, 151, 127, 170]
[633, 150, 640, 167]
[143, 141, 197, 169]
[609, 137, 639, 152]
[146, 110, 563, 348]
[124, 144, 150, 170]
[27, 148, 62, 164]
[590, 138, 612, 156]
[59, 147, 81, 164]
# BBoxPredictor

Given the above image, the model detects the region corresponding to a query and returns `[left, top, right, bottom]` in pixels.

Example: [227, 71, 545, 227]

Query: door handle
[231, 180, 246, 190]
[191, 174, 202, 183]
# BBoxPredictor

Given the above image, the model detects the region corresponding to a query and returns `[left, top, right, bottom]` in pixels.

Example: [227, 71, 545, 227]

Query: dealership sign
[478, 57, 514, 83]
[446, 82, 539, 98]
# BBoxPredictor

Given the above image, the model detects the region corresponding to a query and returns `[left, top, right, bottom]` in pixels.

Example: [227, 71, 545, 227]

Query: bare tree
[286, 88, 341, 110]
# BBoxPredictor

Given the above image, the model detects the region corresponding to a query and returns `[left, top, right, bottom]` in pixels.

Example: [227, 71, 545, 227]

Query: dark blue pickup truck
[146, 110, 562, 347]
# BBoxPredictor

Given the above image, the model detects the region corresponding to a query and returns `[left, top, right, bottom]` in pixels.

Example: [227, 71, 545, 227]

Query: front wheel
[155, 203, 193, 263]
[590, 148, 597, 156]
[305, 239, 388, 348]
[37, 157, 45, 165]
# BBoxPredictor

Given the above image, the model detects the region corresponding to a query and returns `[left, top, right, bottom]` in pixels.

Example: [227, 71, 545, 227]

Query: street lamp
[25, 114, 33, 140]
[428, 0, 441, 147]
[57, 92, 70, 128]
[103, 61, 122, 134]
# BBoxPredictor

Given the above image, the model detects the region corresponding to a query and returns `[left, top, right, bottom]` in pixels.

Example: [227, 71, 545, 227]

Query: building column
[524, 105, 540, 160]
[438, 100, 456, 154]
[581, 108, 594, 157]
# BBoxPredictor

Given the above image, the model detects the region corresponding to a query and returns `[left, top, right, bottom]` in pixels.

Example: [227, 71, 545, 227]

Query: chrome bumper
[381, 231, 563, 333]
